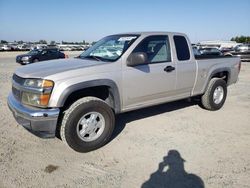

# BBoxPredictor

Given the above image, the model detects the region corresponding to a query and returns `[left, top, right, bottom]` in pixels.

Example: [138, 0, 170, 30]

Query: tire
[201, 78, 227, 111]
[60, 97, 115, 152]
[33, 58, 39, 63]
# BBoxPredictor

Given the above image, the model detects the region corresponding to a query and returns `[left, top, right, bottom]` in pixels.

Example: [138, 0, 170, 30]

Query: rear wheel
[201, 78, 227, 111]
[60, 97, 115, 152]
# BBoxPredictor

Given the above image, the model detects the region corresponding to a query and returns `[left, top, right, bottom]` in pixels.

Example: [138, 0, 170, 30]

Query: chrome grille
[12, 74, 25, 102]
[12, 86, 22, 101]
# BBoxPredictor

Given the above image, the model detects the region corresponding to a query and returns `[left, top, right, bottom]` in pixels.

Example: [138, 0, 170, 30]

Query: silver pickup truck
[8, 32, 241, 152]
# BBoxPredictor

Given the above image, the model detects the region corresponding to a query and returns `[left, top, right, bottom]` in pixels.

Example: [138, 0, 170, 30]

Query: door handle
[164, 66, 175, 72]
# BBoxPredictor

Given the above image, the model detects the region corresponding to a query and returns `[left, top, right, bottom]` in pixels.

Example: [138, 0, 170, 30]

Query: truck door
[173, 35, 196, 97]
[122, 35, 176, 110]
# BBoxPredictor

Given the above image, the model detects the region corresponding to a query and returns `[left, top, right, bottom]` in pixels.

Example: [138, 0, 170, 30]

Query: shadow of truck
[111, 99, 197, 141]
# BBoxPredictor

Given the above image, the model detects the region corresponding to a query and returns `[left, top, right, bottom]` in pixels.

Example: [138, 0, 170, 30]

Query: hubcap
[76, 112, 105, 142]
[213, 86, 224, 104]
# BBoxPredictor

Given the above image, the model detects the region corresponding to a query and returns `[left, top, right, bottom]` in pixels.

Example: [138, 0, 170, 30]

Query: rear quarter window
[174, 35, 190, 61]
[49, 49, 58, 53]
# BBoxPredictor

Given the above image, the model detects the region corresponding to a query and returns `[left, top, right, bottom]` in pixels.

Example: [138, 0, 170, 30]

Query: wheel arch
[57, 79, 121, 113]
[202, 68, 231, 94]
[210, 68, 231, 84]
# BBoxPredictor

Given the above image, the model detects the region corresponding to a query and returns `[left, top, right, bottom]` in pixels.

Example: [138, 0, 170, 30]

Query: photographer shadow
[141, 150, 204, 188]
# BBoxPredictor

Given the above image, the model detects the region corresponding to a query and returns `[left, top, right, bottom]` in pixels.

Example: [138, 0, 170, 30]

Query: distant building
[197, 40, 240, 49]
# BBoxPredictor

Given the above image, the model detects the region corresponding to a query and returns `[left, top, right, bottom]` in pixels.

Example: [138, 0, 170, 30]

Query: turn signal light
[42, 80, 54, 88]
[40, 94, 51, 106]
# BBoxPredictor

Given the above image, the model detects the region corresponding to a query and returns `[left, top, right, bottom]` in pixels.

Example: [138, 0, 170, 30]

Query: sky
[0, 0, 249, 43]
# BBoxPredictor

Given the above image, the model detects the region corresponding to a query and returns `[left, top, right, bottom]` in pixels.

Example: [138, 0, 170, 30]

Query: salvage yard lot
[0, 52, 250, 188]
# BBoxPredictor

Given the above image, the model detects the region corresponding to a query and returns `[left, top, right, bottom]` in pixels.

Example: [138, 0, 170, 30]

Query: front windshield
[79, 34, 139, 62]
[27, 49, 41, 55]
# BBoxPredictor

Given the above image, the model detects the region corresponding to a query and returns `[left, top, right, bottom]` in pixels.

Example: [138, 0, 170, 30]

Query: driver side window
[133, 35, 171, 63]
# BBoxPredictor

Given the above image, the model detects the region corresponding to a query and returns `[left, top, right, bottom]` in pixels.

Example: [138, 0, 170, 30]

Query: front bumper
[7, 93, 60, 138]
[16, 60, 31, 65]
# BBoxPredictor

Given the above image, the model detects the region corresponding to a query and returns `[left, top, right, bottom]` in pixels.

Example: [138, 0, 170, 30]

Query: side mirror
[127, 52, 148, 66]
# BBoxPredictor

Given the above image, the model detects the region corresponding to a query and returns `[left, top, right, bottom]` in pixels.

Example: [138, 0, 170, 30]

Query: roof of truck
[115, 31, 186, 36]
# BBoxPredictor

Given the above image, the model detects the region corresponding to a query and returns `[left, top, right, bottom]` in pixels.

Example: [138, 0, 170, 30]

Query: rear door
[47, 49, 59, 60]
[122, 35, 176, 110]
[173, 35, 196, 97]
[40, 49, 58, 61]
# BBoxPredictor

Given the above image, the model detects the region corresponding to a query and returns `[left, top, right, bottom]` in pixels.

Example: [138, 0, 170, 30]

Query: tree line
[231, 36, 250, 43]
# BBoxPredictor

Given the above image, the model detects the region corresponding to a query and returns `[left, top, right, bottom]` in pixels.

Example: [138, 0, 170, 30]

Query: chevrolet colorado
[8, 32, 241, 152]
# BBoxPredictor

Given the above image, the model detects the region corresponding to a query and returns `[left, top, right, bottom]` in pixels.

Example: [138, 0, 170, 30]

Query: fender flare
[57, 79, 121, 113]
[203, 68, 231, 93]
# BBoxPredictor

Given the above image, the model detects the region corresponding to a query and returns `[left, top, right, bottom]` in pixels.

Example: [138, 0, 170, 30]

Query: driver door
[122, 35, 176, 111]
[40, 50, 49, 61]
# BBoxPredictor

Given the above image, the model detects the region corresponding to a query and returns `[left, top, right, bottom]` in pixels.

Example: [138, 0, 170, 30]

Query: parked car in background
[193, 47, 224, 58]
[235, 44, 250, 51]
[224, 44, 250, 61]
[192, 46, 201, 56]
[58, 45, 86, 51]
[17, 44, 32, 51]
[73, 46, 85, 51]
[10, 45, 19, 51]
[16, 48, 67, 65]
[0, 44, 12, 51]
[220, 47, 234, 53]
[32, 44, 48, 50]
[199, 47, 223, 56]
[59, 46, 72, 51]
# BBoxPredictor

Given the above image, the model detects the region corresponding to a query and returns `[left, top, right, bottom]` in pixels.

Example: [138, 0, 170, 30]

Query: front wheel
[60, 97, 115, 152]
[201, 78, 227, 111]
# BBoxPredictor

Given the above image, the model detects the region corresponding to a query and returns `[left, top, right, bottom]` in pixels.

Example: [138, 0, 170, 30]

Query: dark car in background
[192, 47, 224, 58]
[220, 47, 234, 53]
[199, 47, 223, 56]
[224, 44, 250, 61]
[16, 48, 67, 65]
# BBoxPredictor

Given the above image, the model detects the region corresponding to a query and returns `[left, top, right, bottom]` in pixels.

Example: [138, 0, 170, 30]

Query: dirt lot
[0, 51, 250, 188]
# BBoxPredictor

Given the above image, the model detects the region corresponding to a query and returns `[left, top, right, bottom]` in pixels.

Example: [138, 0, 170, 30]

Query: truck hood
[15, 58, 106, 78]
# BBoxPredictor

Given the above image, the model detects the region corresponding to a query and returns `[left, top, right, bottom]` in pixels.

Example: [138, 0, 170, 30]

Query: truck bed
[192, 56, 240, 96]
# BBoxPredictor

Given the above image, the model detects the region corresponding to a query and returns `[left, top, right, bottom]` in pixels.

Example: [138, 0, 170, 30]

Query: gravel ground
[0, 52, 250, 188]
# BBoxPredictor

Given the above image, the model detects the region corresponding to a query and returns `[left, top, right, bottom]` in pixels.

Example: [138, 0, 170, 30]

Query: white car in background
[0, 44, 12, 51]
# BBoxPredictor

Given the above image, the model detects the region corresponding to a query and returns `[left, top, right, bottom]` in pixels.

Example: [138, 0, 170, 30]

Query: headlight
[21, 56, 31, 61]
[21, 79, 54, 107]
[22, 92, 50, 107]
[24, 79, 54, 88]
